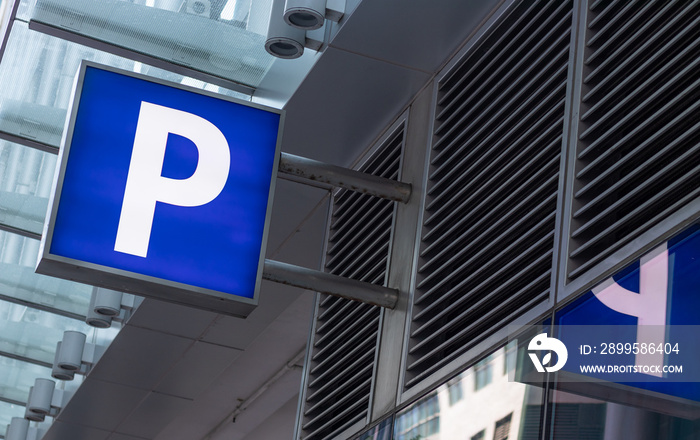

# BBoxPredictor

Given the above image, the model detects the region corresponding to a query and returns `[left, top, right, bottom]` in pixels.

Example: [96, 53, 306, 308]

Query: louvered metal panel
[567, 0, 700, 279]
[406, 0, 571, 389]
[299, 126, 404, 440]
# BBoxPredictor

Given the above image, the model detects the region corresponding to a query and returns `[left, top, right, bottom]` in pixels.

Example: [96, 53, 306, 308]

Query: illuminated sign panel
[556, 224, 700, 411]
[37, 62, 283, 317]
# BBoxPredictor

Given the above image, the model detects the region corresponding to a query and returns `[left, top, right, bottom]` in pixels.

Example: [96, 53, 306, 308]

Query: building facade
[0, 0, 698, 439]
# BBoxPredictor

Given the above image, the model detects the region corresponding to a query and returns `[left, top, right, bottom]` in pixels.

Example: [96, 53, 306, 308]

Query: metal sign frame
[37, 61, 284, 317]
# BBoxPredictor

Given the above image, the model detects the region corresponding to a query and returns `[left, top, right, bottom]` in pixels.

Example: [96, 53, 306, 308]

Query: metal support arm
[278, 152, 412, 203]
[262, 259, 398, 308]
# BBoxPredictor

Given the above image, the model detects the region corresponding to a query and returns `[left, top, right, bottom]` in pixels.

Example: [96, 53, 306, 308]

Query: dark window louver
[568, 0, 700, 279]
[406, 0, 572, 389]
[299, 127, 404, 440]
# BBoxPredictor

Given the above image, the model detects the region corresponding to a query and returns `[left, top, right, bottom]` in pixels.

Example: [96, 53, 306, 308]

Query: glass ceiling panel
[0, 19, 248, 150]
[0, 400, 24, 437]
[0, 231, 92, 316]
[0, 302, 93, 365]
[29, 0, 274, 89]
[15, 0, 30, 20]
[0, 357, 51, 404]
[0, 140, 55, 237]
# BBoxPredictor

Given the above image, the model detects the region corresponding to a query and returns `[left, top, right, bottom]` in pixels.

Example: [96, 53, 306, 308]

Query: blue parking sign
[556, 224, 700, 407]
[37, 62, 283, 317]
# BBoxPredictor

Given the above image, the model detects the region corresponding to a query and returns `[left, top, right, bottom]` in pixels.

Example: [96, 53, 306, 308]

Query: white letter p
[114, 102, 230, 257]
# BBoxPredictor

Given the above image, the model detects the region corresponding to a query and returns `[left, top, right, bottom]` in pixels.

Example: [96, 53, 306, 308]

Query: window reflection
[356, 417, 392, 440]
[395, 345, 544, 440]
[474, 356, 494, 392]
[471, 429, 485, 440]
[549, 389, 700, 440]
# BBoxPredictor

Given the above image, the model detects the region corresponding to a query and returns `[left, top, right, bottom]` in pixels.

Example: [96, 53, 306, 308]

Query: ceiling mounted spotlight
[266, 0, 306, 59]
[25, 378, 71, 423]
[86, 288, 136, 328]
[51, 342, 75, 381]
[283, 0, 326, 30]
[265, 38, 305, 59]
[51, 331, 106, 380]
[265, 0, 343, 59]
[26, 379, 54, 419]
[5, 418, 28, 440]
[57, 331, 86, 371]
[6, 417, 45, 440]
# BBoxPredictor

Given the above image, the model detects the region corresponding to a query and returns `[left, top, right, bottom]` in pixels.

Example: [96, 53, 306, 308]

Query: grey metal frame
[36, 60, 282, 318]
[0, 0, 20, 62]
[294, 112, 409, 440]
[396, 0, 555, 407]
[555, 0, 700, 306]
[365, 112, 409, 428]
[293, 0, 700, 437]
[368, 98, 429, 419]
[325, 111, 409, 440]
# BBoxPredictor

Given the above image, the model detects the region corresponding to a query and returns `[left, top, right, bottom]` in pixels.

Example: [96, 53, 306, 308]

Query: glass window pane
[0, 231, 92, 316]
[0, 140, 56, 236]
[0, 302, 94, 365]
[0, 400, 26, 437]
[0, 356, 52, 403]
[29, 0, 274, 88]
[549, 388, 700, 440]
[356, 417, 393, 440]
[0, 20, 248, 149]
[16, 0, 32, 21]
[394, 345, 544, 440]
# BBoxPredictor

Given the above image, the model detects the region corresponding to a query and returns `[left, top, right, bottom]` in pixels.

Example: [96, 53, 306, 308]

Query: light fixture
[283, 0, 326, 30]
[51, 331, 106, 380]
[86, 287, 136, 328]
[57, 331, 86, 371]
[51, 342, 74, 381]
[26, 379, 53, 419]
[265, 0, 344, 59]
[5, 418, 43, 440]
[266, 0, 306, 59]
[25, 378, 71, 422]
[5, 418, 28, 440]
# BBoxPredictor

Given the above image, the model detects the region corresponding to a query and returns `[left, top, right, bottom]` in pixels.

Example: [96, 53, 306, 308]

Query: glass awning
[28, 0, 274, 93]
[0, 17, 248, 152]
[0, 140, 55, 237]
[0, 0, 328, 433]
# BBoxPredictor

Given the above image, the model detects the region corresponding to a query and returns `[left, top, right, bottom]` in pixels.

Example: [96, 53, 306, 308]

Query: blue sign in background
[50, 66, 280, 299]
[557, 224, 700, 402]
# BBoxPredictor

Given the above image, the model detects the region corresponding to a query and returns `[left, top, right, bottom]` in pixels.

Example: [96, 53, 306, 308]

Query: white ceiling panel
[54, 378, 148, 432]
[328, 0, 498, 73]
[237, 395, 300, 440]
[281, 46, 431, 167]
[155, 290, 314, 440]
[199, 282, 302, 350]
[265, 178, 329, 257]
[87, 326, 193, 390]
[125, 299, 218, 340]
[42, 420, 111, 440]
[114, 392, 193, 439]
[155, 341, 243, 400]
